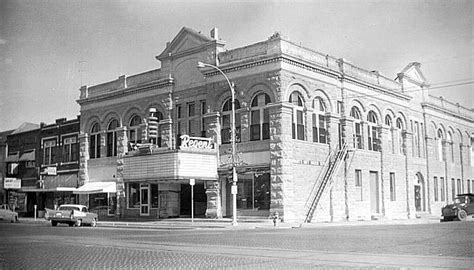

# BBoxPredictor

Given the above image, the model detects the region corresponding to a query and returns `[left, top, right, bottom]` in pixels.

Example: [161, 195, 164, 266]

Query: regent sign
[180, 135, 214, 150]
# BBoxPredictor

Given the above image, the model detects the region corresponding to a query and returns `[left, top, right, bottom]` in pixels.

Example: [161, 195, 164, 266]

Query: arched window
[89, 123, 101, 159]
[350, 107, 362, 149]
[437, 129, 444, 161]
[250, 93, 271, 141]
[106, 119, 119, 157]
[289, 91, 305, 140]
[129, 115, 142, 146]
[447, 131, 454, 163]
[385, 115, 394, 154]
[221, 98, 241, 144]
[312, 97, 327, 144]
[367, 111, 379, 151]
[396, 118, 404, 155]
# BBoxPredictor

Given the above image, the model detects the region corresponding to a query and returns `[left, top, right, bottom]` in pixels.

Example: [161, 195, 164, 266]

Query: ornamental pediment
[156, 27, 213, 60]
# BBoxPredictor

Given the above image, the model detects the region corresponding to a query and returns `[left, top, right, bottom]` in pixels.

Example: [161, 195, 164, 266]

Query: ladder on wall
[303, 143, 348, 223]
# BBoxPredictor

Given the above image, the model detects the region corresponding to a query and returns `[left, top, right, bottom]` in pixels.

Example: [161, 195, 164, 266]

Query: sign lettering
[4, 178, 21, 189]
[180, 135, 214, 150]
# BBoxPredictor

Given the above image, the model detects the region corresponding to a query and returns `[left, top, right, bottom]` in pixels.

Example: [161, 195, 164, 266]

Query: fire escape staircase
[303, 143, 348, 223]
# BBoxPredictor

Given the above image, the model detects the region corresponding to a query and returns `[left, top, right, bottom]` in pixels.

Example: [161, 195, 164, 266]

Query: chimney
[55, 118, 66, 125]
[210, 28, 219, 40]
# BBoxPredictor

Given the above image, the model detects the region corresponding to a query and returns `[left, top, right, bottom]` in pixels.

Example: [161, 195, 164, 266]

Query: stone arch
[284, 82, 310, 107]
[366, 104, 382, 125]
[347, 99, 366, 115]
[395, 112, 408, 130]
[123, 107, 144, 126]
[312, 89, 333, 113]
[103, 112, 122, 128]
[247, 83, 276, 105]
[83, 115, 101, 134]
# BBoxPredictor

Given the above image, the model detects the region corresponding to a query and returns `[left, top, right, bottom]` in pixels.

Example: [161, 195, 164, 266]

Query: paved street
[0, 220, 472, 269]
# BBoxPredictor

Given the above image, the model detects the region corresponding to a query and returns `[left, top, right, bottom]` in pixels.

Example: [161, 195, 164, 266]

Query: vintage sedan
[46, 204, 98, 227]
[441, 193, 474, 221]
[0, 204, 18, 223]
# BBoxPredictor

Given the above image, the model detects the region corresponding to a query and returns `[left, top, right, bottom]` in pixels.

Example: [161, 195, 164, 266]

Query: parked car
[441, 193, 474, 221]
[45, 204, 98, 227]
[0, 204, 18, 223]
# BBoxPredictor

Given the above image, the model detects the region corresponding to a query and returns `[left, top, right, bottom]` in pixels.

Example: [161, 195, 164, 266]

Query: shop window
[221, 98, 241, 144]
[106, 119, 119, 157]
[250, 93, 271, 141]
[62, 135, 78, 163]
[151, 184, 159, 208]
[290, 91, 305, 140]
[90, 123, 101, 159]
[236, 173, 271, 210]
[128, 183, 140, 208]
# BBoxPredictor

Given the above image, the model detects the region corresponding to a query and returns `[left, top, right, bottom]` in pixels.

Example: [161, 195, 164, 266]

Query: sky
[0, 0, 472, 132]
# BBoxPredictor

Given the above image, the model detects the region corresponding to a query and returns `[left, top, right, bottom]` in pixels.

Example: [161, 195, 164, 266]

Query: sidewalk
[15, 215, 450, 230]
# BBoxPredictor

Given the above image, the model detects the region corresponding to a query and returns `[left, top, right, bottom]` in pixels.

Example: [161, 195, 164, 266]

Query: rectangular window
[390, 173, 396, 201]
[63, 135, 78, 163]
[43, 139, 57, 165]
[434, 177, 439, 201]
[8, 163, 19, 175]
[440, 177, 445, 201]
[468, 179, 471, 193]
[176, 105, 182, 119]
[296, 110, 304, 140]
[128, 183, 140, 209]
[200, 100, 207, 115]
[25, 160, 35, 168]
[451, 178, 456, 201]
[151, 184, 158, 208]
[318, 114, 326, 143]
[262, 108, 270, 140]
[355, 169, 362, 201]
[354, 123, 363, 149]
[337, 101, 343, 115]
[457, 179, 462, 195]
[251, 110, 261, 141]
[187, 102, 195, 117]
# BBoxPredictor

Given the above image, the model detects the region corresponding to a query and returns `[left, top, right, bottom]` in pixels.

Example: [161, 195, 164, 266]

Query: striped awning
[19, 150, 35, 161]
[5, 152, 19, 162]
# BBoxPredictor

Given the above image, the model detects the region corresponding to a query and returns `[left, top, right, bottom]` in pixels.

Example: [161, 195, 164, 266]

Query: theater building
[76, 27, 473, 223]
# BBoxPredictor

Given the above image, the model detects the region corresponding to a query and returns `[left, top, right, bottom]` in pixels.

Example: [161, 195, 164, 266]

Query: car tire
[91, 218, 97, 227]
[52, 221, 58, 226]
[457, 210, 468, 221]
[69, 223, 74, 227]
[75, 219, 82, 227]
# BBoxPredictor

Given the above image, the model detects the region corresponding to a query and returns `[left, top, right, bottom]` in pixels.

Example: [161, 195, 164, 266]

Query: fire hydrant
[272, 211, 279, 227]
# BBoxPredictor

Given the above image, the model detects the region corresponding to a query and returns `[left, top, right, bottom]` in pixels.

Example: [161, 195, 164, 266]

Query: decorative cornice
[77, 78, 174, 105]
[421, 102, 473, 123]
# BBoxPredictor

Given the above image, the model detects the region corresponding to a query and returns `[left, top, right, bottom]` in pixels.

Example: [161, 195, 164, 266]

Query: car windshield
[59, 206, 80, 211]
[454, 197, 466, 204]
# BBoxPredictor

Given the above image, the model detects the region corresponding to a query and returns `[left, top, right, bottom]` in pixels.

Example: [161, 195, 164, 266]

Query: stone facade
[75, 27, 473, 223]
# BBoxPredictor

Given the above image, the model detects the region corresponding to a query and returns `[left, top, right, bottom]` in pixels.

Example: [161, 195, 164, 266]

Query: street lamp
[197, 61, 238, 226]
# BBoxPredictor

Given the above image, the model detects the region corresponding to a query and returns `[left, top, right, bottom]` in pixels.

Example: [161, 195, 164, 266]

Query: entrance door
[140, 184, 150, 216]
[370, 171, 380, 214]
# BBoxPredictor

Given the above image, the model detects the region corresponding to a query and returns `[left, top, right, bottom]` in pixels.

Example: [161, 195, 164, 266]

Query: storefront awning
[5, 152, 19, 162]
[73, 182, 116, 194]
[19, 150, 35, 161]
[20, 187, 77, 192]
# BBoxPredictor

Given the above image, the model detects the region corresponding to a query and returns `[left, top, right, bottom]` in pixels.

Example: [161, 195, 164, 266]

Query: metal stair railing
[303, 143, 348, 223]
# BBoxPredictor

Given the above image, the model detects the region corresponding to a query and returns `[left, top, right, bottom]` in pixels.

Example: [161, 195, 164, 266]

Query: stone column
[159, 119, 174, 149]
[203, 112, 223, 217]
[326, 113, 340, 150]
[203, 112, 221, 146]
[340, 116, 354, 220]
[78, 132, 89, 186]
[378, 125, 390, 216]
[403, 131, 416, 218]
[268, 102, 295, 222]
[115, 127, 128, 218]
[205, 180, 222, 219]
